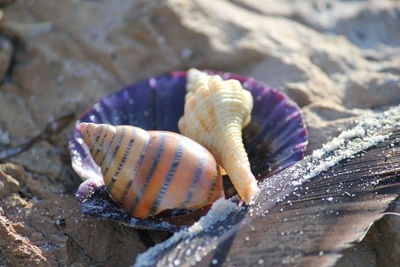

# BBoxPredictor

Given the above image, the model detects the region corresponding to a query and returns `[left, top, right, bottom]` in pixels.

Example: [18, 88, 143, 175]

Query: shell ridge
[184, 151, 207, 206]
[246, 100, 295, 149]
[206, 160, 221, 203]
[267, 124, 307, 155]
[129, 133, 168, 217]
[120, 132, 151, 204]
[92, 125, 113, 163]
[89, 126, 105, 157]
[271, 142, 307, 168]
[148, 137, 185, 216]
[179, 69, 258, 202]
[104, 126, 127, 188]
[254, 114, 302, 153]
[106, 127, 137, 196]
[97, 126, 117, 180]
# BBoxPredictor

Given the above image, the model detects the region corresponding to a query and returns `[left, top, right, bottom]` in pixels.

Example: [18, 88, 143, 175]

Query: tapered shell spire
[179, 69, 259, 202]
[78, 122, 222, 219]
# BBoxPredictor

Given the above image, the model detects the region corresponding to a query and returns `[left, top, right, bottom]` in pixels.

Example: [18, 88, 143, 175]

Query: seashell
[70, 70, 308, 231]
[78, 122, 222, 219]
[178, 69, 258, 203]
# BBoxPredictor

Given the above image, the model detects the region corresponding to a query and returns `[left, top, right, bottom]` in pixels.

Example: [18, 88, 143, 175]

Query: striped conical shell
[78, 122, 222, 219]
[178, 69, 259, 203]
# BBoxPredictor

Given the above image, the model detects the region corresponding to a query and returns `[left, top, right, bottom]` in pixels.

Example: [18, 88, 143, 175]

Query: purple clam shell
[69, 70, 308, 232]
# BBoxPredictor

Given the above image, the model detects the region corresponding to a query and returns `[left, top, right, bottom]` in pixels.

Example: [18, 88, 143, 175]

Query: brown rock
[0, 0, 14, 6]
[303, 100, 362, 122]
[379, 57, 400, 75]
[1, 0, 344, 127]
[0, 216, 48, 266]
[307, 36, 368, 76]
[0, 36, 12, 80]
[248, 54, 340, 107]
[332, 2, 400, 51]
[0, 163, 151, 266]
[341, 71, 400, 109]
[0, 83, 39, 142]
[0, 36, 13, 81]
[0, 82, 77, 187]
[0, 126, 10, 146]
[11, 140, 69, 184]
[0, 163, 19, 198]
[283, 0, 369, 32]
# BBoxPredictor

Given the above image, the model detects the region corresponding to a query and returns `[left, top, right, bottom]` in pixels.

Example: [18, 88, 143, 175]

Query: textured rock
[307, 35, 368, 76]
[0, 163, 19, 198]
[1, 0, 356, 126]
[0, 216, 47, 266]
[341, 71, 400, 109]
[332, 2, 400, 51]
[248, 53, 340, 107]
[0, 83, 39, 141]
[0, 36, 12, 80]
[0, 163, 156, 266]
[0, 0, 399, 266]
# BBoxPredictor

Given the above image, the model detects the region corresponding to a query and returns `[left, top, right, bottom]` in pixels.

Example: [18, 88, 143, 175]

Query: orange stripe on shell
[78, 123, 223, 219]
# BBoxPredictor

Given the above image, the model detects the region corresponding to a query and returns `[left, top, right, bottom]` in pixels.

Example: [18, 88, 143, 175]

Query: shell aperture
[78, 122, 222, 219]
[179, 69, 260, 203]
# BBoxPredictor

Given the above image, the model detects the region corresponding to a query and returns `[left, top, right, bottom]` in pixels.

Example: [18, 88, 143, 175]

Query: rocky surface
[0, 0, 399, 266]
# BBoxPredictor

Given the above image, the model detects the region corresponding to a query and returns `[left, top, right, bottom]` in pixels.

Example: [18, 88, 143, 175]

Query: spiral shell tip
[77, 121, 88, 131]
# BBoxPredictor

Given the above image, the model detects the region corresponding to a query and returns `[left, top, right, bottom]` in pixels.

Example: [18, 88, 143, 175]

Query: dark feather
[133, 121, 400, 267]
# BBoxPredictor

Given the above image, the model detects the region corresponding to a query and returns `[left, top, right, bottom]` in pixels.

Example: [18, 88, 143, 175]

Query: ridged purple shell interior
[69, 70, 308, 231]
